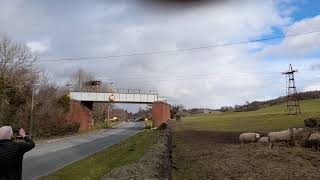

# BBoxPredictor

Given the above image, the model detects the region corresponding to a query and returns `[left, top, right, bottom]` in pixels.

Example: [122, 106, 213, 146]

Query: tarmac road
[22, 121, 144, 180]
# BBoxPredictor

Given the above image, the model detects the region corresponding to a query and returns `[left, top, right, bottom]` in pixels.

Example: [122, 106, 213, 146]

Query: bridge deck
[69, 92, 163, 103]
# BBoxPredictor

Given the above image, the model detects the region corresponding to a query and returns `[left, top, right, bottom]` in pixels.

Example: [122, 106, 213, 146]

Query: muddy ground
[171, 121, 320, 180]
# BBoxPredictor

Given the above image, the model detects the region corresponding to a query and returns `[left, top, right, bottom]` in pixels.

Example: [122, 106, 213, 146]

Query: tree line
[0, 35, 115, 137]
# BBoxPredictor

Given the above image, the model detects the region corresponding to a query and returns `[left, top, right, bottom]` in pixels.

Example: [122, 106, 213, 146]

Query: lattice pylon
[282, 64, 301, 115]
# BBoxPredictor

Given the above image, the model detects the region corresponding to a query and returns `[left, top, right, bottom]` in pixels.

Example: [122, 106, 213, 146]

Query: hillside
[219, 90, 320, 112]
[182, 99, 320, 133]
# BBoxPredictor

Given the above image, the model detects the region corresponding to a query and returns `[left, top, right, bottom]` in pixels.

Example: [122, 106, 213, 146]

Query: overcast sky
[1, 0, 320, 109]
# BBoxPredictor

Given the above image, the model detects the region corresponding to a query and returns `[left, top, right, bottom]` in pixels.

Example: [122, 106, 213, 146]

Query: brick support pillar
[152, 102, 170, 128]
[65, 101, 92, 132]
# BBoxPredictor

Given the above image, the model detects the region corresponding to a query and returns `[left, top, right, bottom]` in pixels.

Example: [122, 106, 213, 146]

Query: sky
[1, 0, 320, 110]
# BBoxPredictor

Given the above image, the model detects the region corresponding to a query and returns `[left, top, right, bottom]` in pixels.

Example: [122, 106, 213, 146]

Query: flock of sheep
[239, 127, 320, 150]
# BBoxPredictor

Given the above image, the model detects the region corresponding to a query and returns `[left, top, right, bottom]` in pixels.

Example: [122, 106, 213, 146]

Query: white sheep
[239, 133, 260, 143]
[292, 128, 304, 135]
[268, 128, 294, 149]
[308, 132, 320, 151]
[258, 136, 269, 143]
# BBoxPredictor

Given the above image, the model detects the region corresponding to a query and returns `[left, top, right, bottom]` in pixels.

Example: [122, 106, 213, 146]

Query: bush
[144, 121, 152, 129]
[304, 118, 320, 128]
[36, 121, 80, 138]
[101, 123, 110, 129]
[145, 125, 152, 129]
[67, 122, 80, 133]
[92, 122, 111, 130]
[57, 94, 71, 113]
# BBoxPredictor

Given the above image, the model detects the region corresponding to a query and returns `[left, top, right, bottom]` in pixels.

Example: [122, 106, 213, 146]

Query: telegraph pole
[29, 86, 35, 138]
[29, 81, 41, 138]
[107, 106, 110, 123]
[282, 64, 301, 115]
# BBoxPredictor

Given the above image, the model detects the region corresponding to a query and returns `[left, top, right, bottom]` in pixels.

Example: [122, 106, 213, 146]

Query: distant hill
[219, 90, 320, 112]
[183, 108, 218, 115]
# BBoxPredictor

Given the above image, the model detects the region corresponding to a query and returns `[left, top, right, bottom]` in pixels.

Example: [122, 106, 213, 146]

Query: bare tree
[92, 103, 114, 123]
[0, 36, 83, 137]
[67, 69, 95, 91]
[0, 36, 36, 80]
[0, 35, 38, 125]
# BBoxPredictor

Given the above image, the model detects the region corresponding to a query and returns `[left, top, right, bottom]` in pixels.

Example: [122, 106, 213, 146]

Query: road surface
[22, 122, 144, 180]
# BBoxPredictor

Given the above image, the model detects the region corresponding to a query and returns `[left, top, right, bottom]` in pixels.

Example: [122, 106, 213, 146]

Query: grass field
[172, 99, 320, 179]
[40, 130, 159, 180]
[182, 99, 320, 133]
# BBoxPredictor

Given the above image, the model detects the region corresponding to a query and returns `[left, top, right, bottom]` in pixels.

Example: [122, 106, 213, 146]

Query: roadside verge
[39, 129, 156, 180]
[103, 126, 172, 180]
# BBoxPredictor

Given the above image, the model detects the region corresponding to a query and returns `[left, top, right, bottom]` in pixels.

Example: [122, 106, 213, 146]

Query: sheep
[268, 128, 294, 149]
[304, 118, 320, 128]
[239, 133, 260, 143]
[308, 132, 320, 151]
[292, 128, 304, 135]
[258, 136, 269, 143]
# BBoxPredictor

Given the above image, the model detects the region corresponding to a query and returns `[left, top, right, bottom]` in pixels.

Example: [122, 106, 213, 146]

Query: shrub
[69, 122, 80, 132]
[36, 120, 80, 138]
[144, 125, 152, 129]
[144, 121, 153, 129]
[92, 122, 111, 130]
[101, 123, 110, 129]
[57, 94, 71, 113]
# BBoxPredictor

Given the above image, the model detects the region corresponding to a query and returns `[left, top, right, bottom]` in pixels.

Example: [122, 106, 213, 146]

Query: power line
[92, 67, 315, 80]
[97, 68, 319, 82]
[0, 69, 315, 86]
[115, 78, 318, 89]
[104, 72, 318, 85]
[2, 75, 316, 92]
[98, 72, 280, 82]
[36, 30, 320, 63]
[103, 74, 282, 84]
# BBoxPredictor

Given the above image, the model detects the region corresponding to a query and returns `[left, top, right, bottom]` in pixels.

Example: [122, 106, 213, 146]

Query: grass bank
[182, 99, 320, 133]
[40, 130, 159, 180]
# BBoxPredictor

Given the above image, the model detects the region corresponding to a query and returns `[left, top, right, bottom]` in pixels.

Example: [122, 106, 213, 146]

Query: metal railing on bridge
[72, 88, 158, 95]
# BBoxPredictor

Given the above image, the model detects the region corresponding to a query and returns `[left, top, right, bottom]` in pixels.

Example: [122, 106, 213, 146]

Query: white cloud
[285, 15, 320, 34]
[304, 84, 320, 92]
[260, 15, 320, 57]
[27, 40, 50, 54]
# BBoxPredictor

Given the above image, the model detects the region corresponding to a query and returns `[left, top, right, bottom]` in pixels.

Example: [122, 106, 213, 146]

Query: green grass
[182, 99, 320, 132]
[40, 130, 159, 180]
